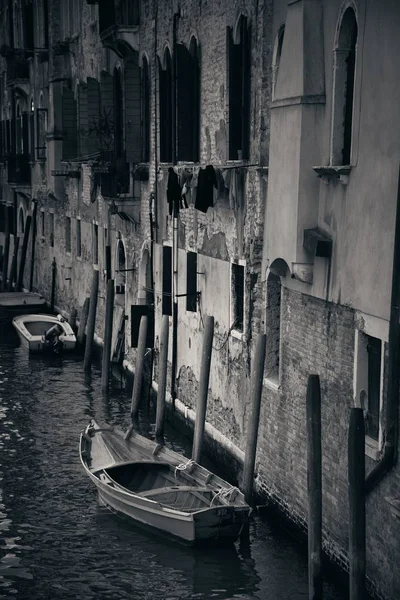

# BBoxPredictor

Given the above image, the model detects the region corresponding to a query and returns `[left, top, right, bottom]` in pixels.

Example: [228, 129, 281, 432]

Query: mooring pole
[105, 244, 111, 282]
[77, 297, 90, 346]
[101, 278, 115, 393]
[29, 200, 37, 292]
[155, 314, 170, 440]
[1, 211, 10, 292]
[192, 315, 214, 464]
[130, 315, 148, 421]
[50, 257, 56, 312]
[7, 236, 19, 291]
[16, 214, 31, 292]
[348, 407, 366, 600]
[306, 374, 323, 600]
[83, 269, 99, 373]
[242, 333, 267, 502]
[68, 307, 77, 332]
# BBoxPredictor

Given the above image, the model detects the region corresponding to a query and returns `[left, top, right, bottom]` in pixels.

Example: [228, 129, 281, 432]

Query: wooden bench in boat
[139, 485, 212, 498]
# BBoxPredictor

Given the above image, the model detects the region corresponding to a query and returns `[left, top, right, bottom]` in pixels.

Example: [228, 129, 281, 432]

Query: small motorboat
[80, 420, 251, 544]
[0, 292, 47, 322]
[12, 313, 76, 353]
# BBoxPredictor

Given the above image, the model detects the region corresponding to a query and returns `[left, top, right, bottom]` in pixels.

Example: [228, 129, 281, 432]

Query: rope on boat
[174, 459, 195, 478]
[210, 486, 239, 506]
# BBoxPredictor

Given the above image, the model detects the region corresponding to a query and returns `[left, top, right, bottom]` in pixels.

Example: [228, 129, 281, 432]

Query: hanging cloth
[195, 165, 218, 213]
[167, 167, 182, 216]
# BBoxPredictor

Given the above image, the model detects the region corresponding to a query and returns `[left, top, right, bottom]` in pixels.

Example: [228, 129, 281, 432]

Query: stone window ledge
[313, 165, 352, 186]
[263, 376, 280, 392]
[365, 435, 380, 461]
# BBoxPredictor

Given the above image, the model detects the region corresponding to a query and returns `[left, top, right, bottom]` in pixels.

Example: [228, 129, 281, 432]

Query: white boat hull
[12, 314, 76, 353]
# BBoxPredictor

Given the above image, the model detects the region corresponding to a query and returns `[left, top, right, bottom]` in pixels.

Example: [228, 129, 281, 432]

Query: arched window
[331, 7, 358, 166]
[116, 238, 126, 295]
[272, 25, 285, 100]
[141, 55, 150, 163]
[159, 48, 173, 163]
[113, 67, 124, 158]
[176, 38, 200, 162]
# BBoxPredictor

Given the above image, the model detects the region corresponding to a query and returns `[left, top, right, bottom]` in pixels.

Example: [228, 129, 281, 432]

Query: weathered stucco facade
[0, 1, 400, 598]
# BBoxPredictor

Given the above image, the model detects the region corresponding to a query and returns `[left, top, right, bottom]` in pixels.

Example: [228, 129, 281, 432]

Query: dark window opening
[159, 51, 173, 163]
[186, 251, 197, 312]
[366, 335, 381, 441]
[116, 239, 126, 294]
[265, 272, 281, 381]
[36, 108, 47, 159]
[176, 40, 200, 162]
[93, 223, 98, 264]
[162, 245, 172, 316]
[23, 0, 34, 51]
[65, 216, 71, 253]
[114, 68, 124, 158]
[231, 263, 244, 332]
[62, 83, 78, 160]
[49, 213, 54, 247]
[141, 56, 150, 163]
[40, 211, 45, 239]
[43, 0, 49, 48]
[227, 16, 251, 160]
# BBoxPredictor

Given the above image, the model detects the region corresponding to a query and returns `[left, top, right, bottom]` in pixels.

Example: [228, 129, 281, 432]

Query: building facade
[0, 1, 399, 598]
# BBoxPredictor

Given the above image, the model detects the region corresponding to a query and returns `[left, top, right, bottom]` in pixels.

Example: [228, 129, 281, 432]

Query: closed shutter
[131, 305, 154, 349]
[162, 245, 172, 316]
[177, 44, 193, 161]
[100, 70, 114, 153]
[125, 59, 141, 163]
[62, 85, 78, 160]
[87, 77, 100, 156]
[78, 82, 88, 158]
[186, 251, 197, 312]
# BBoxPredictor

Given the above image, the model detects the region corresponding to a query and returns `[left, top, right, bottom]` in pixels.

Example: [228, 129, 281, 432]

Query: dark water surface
[0, 324, 348, 600]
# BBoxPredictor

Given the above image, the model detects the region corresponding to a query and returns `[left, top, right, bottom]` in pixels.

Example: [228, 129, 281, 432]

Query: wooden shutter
[177, 44, 193, 161]
[131, 305, 154, 348]
[186, 251, 197, 312]
[62, 85, 78, 159]
[78, 82, 88, 158]
[241, 18, 251, 160]
[162, 245, 172, 316]
[227, 26, 242, 160]
[125, 59, 141, 163]
[192, 48, 200, 162]
[87, 77, 100, 156]
[100, 70, 114, 153]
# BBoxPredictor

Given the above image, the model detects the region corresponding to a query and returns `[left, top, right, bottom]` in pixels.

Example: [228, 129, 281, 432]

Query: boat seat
[139, 485, 212, 498]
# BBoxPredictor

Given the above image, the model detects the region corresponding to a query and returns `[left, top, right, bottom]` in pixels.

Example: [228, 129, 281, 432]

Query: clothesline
[159, 163, 267, 171]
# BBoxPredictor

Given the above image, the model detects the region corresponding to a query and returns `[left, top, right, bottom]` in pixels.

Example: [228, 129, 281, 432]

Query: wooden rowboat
[12, 313, 76, 353]
[80, 419, 251, 544]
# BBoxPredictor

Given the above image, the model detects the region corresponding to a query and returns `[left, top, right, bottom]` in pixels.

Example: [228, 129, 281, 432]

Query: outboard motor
[44, 323, 64, 354]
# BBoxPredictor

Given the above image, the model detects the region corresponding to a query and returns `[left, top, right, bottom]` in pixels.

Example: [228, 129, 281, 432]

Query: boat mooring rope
[210, 486, 239, 506]
[174, 459, 195, 478]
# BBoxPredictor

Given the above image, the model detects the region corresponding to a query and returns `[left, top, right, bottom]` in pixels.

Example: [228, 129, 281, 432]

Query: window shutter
[241, 18, 251, 160]
[78, 82, 88, 158]
[30, 111, 35, 157]
[62, 85, 78, 160]
[131, 305, 154, 348]
[192, 48, 200, 162]
[227, 26, 242, 160]
[177, 44, 193, 161]
[162, 245, 172, 316]
[125, 59, 141, 163]
[100, 70, 114, 153]
[22, 113, 29, 155]
[87, 77, 100, 156]
[141, 59, 150, 163]
[186, 251, 197, 312]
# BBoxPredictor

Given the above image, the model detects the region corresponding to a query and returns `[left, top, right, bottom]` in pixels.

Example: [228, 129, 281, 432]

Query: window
[23, 0, 34, 50]
[43, 0, 49, 48]
[176, 38, 200, 162]
[113, 67, 124, 158]
[92, 223, 98, 264]
[40, 210, 45, 239]
[186, 251, 197, 312]
[355, 330, 383, 442]
[141, 56, 150, 162]
[37, 94, 47, 160]
[227, 15, 251, 160]
[76, 218, 81, 257]
[62, 83, 78, 160]
[65, 216, 71, 253]
[116, 239, 126, 294]
[272, 25, 285, 100]
[264, 272, 281, 382]
[159, 49, 173, 163]
[49, 213, 54, 247]
[162, 245, 172, 315]
[331, 7, 358, 166]
[231, 262, 245, 332]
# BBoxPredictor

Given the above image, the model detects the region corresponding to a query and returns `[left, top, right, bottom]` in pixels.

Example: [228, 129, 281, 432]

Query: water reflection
[0, 323, 349, 599]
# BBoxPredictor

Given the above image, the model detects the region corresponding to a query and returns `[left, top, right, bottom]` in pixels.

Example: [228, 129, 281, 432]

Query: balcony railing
[6, 52, 30, 82]
[99, 0, 140, 35]
[7, 154, 31, 186]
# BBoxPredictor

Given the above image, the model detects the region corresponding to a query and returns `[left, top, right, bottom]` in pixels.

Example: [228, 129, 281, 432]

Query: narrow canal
[0, 324, 348, 600]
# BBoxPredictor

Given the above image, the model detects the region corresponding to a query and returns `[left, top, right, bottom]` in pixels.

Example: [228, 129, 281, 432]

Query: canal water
[0, 324, 349, 600]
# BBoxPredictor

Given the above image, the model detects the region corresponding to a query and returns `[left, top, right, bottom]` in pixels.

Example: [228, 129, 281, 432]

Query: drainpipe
[365, 163, 400, 494]
[170, 8, 180, 407]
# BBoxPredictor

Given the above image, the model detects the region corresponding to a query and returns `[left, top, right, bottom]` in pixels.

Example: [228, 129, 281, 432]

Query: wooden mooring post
[130, 315, 148, 422]
[306, 374, 323, 600]
[348, 407, 366, 600]
[192, 315, 214, 464]
[242, 333, 266, 503]
[68, 308, 77, 332]
[8, 236, 19, 291]
[83, 269, 99, 373]
[16, 214, 31, 292]
[155, 314, 169, 440]
[101, 279, 115, 393]
[29, 200, 37, 292]
[77, 297, 90, 346]
[50, 257, 56, 312]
